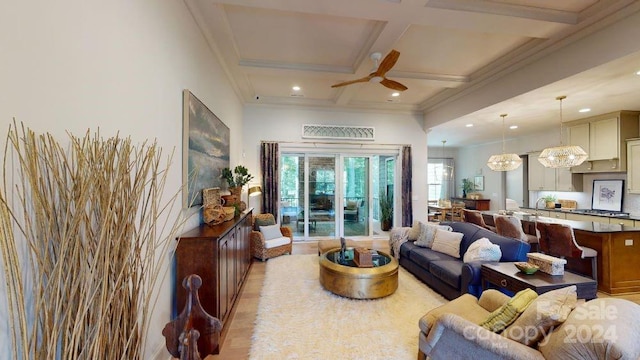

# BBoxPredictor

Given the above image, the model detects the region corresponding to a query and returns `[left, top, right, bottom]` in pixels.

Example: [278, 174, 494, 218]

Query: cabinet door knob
[500, 279, 508, 287]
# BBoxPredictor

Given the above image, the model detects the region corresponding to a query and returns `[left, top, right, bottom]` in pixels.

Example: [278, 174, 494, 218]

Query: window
[428, 158, 454, 202]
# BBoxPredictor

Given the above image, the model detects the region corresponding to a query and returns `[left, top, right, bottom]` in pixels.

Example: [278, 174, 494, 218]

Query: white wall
[242, 105, 429, 225]
[0, 0, 243, 357]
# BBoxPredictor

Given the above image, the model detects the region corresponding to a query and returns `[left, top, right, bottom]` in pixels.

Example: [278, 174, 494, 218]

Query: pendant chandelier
[538, 96, 588, 168]
[487, 113, 522, 171]
[440, 140, 454, 181]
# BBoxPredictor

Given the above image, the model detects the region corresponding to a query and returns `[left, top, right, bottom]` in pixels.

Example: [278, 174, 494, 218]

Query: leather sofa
[398, 221, 530, 300]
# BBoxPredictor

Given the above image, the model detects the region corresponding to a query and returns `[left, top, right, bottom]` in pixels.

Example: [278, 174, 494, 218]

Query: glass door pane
[343, 157, 369, 237]
[280, 154, 303, 237]
[308, 156, 336, 237]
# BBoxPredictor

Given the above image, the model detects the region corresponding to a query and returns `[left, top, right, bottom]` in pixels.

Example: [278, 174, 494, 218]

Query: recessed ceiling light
[509, 125, 518, 129]
[292, 86, 301, 91]
[391, 92, 400, 97]
[465, 124, 473, 128]
[579, 108, 591, 113]
[636, 70, 640, 75]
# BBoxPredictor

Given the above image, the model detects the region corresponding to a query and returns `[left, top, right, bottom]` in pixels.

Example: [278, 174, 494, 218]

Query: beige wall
[0, 0, 243, 357]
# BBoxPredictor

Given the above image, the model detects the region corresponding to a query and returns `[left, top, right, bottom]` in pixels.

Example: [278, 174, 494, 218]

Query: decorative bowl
[515, 262, 539, 275]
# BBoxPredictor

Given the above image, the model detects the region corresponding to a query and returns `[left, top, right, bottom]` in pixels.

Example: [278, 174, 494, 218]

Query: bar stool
[463, 209, 495, 231]
[535, 221, 597, 281]
[494, 215, 538, 250]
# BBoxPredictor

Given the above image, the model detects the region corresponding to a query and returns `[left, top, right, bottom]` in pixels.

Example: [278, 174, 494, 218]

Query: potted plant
[462, 178, 475, 198]
[221, 165, 254, 206]
[379, 190, 393, 231]
[543, 194, 557, 209]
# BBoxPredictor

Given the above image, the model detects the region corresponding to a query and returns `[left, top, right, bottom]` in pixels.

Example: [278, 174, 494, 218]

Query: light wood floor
[205, 239, 640, 360]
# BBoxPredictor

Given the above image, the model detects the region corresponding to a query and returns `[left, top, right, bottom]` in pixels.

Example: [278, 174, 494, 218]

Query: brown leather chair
[463, 209, 494, 231]
[494, 215, 538, 248]
[535, 221, 597, 280]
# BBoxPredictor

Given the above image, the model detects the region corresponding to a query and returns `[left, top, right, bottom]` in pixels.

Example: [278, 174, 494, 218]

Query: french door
[279, 151, 397, 240]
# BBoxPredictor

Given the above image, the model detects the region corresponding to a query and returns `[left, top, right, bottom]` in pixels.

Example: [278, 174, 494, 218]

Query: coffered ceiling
[185, 0, 640, 146]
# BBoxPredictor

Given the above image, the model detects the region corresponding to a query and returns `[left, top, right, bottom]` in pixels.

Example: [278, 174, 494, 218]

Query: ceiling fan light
[370, 76, 383, 83]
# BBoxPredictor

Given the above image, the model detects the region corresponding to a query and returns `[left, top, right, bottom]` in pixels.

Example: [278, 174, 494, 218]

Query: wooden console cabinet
[451, 197, 490, 210]
[174, 209, 253, 354]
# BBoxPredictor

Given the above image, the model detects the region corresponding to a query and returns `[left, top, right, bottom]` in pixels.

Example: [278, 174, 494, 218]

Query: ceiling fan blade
[380, 78, 408, 91]
[374, 49, 400, 76]
[331, 76, 371, 88]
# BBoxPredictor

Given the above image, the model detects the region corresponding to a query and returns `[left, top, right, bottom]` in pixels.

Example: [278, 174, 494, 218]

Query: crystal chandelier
[487, 114, 522, 171]
[538, 96, 588, 168]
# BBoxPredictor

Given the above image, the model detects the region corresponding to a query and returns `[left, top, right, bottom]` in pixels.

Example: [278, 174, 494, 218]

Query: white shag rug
[249, 254, 447, 360]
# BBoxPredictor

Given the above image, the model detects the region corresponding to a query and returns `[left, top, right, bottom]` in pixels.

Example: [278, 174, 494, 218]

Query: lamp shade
[487, 153, 523, 171]
[248, 185, 262, 197]
[538, 145, 588, 168]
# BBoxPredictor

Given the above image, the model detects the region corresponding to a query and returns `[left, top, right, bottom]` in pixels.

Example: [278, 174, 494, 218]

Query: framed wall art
[474, 175, 484, 191]
[182, 90, 230, 207]
[592, 179, 624, 212]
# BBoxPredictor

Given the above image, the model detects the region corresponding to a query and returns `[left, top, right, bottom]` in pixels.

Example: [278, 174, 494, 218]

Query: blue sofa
[398, 221, 530, 300]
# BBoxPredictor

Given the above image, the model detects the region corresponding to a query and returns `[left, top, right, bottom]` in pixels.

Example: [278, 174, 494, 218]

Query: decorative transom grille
[302, 124, 375, 140]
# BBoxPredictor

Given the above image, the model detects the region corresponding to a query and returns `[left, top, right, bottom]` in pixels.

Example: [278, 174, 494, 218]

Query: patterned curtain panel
[260, 142, 279, 217]
[402, 145, 413, 227]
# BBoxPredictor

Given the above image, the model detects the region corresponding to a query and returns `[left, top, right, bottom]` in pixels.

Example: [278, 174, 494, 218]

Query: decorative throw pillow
[502, 285, 577, 346]
[254, 215, 276, 231]
[415, 223, 452, 248]
[407, 221, 421, 241]
[480, 288, 538, 333]
[463, 237, 502, 263]
[430, 229, 464, 258]
[260, 224, 283, 240]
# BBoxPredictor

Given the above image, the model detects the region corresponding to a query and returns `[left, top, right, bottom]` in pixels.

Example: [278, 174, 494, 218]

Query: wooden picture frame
[183, 90, 230, 207]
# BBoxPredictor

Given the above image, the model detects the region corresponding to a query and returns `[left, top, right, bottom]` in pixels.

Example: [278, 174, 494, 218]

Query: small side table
[482, 262, 597, 300]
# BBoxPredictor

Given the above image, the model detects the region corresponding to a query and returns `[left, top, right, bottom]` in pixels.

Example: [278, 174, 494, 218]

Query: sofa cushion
[442, 221, 530, 261]
[539, 298, 640, 360]
[264, 236, 291, 249]
[480, 288, 538, 333]
[407, 246, 452, 266]
[254, 214, 276, 231]
[429, 260, 463, 289]
[431, 229, 464, 258]
[502, 285, 577, 346]
[419, 293, 491, 334]
[463, 237, 502, 263]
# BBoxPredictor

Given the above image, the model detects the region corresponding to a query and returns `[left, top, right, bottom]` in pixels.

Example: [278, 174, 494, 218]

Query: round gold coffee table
[319, 248, 398, 299]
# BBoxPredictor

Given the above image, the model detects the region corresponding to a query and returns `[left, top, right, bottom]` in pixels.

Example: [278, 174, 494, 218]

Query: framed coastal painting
[182, 90, 230, 207]
[592, 179, 624, 212]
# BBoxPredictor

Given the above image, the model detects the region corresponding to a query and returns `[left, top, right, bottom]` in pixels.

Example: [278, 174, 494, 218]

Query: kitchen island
[482, 211, 640, 295]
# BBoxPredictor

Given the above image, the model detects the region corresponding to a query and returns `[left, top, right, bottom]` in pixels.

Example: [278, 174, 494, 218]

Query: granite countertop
[521, 207, 640, 221]
[485, 209, 640, 233]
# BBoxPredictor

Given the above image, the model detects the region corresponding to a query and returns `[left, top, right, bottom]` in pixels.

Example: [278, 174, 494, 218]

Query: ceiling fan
[331, 49, 408, 91]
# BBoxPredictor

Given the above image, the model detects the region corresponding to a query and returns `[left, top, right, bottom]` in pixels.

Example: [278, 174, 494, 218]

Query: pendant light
[538, 96, 588, 168]
[487, 113, 522, 171]
[440, 140, 453, 181]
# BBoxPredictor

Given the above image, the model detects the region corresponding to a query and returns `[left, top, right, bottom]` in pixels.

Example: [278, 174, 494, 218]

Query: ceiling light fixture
[292, 86, 301, 91]
[509, 125, 518, 129]
[636, 70, 640, 75]
[487, 114, 522, 171]
[466, 124, 473, 128]
[439, 140, 454, 181]
[538, 96, 588, 168]
[391, 92, 400, 97]
[579, 108, 591, 113]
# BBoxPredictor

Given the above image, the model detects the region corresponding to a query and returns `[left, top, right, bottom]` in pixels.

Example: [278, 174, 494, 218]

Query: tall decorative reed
[0, 122, 185, 359]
